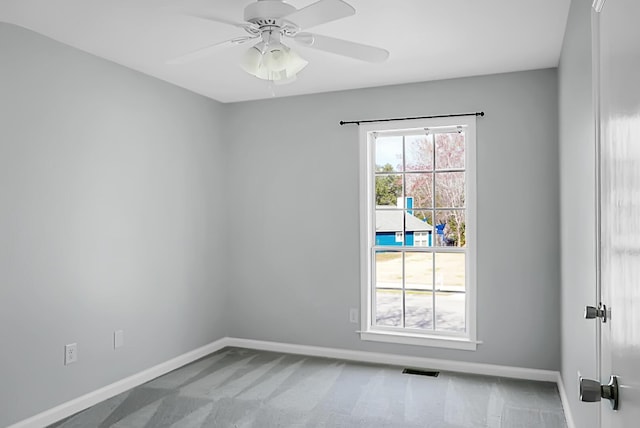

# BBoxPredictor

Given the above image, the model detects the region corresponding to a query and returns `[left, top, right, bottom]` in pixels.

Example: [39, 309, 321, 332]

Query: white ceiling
[0, 0, 571, 103]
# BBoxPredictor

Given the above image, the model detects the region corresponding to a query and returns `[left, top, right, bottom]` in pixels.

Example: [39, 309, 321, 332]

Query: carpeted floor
[48, 347, 567, 427]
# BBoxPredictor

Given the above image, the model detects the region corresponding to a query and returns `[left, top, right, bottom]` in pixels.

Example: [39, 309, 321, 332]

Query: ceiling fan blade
[284, 0, 355, 30]
[293, 33, 389, 63]
[163, 7, 259, 32]
[185, 12, 258, 31]
[167, 36, 257, 65]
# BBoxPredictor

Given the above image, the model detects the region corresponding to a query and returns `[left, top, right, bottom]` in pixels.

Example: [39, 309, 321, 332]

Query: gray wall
[0, 24, 228, 427]
[558, 0, 598, 427]
[1, 21, 566, 427]
[224, 69, 561, 370]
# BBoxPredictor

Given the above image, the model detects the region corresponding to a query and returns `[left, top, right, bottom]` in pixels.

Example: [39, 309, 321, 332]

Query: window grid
[372, 131, 467, 334]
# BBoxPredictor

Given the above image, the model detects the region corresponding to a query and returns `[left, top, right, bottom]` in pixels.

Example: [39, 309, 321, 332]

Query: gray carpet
[48, 347, 567, 427]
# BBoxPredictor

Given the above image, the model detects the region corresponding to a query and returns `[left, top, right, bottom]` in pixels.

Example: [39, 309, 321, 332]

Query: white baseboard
[7, 337, 230, 428]
[225, 337, 559, 382]
[10, 336, 568, 428]
[556, 372, 576, 428]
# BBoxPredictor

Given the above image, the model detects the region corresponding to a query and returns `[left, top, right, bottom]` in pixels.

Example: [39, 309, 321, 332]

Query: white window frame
[358, 116, 478, 350]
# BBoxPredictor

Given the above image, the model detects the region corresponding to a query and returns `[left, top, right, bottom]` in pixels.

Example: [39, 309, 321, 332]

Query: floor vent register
[402, 368, 440, 377]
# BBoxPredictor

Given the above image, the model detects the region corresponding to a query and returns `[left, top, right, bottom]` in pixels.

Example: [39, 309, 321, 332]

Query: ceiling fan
[168, 0, 390, 84]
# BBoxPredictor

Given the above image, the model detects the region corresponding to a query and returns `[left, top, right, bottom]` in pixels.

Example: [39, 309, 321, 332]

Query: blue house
[375, 198, 433, 247]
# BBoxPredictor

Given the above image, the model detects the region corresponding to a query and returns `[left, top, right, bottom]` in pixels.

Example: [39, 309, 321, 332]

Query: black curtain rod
[339, 111, 484, 126]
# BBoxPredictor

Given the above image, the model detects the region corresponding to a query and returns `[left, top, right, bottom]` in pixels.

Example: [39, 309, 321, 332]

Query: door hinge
[585, 303, 607, 322]
[593, 0, 606, 13]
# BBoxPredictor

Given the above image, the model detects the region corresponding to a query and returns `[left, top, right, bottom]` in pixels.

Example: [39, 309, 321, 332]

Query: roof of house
[375, 209, 433, 233]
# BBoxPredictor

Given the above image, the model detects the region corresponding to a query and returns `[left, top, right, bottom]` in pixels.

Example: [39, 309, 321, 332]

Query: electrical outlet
[349, 308, 359, 324]
[114, 330, 124, 349]
[64, 343, 77, 365]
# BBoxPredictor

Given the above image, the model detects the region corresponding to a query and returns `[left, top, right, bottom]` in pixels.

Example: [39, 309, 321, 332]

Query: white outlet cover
[114, 330, 124, 349]
[64, 343, 77, 365]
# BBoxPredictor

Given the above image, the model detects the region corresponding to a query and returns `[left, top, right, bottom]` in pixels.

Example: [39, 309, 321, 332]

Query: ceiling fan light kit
[240, 37, 308, 83]
[170, 0, 389, 85]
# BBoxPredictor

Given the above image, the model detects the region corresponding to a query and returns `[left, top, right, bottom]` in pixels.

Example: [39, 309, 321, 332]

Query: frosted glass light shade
[263, 45, 287, 71]
[281, 48, 308, 76]
[240, 44, 264, 75]
[241, 42, 308, 83]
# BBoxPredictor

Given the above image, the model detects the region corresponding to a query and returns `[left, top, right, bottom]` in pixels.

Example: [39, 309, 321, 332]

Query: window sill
[359, 329, 479, 351]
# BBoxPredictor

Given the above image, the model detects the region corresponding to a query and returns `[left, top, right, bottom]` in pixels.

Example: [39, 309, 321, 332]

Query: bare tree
[405, 133, 466, 247]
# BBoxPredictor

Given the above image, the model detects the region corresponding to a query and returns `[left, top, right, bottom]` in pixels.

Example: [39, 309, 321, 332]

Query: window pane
[434, 210, 466, 247]
[404, 251, 433, 289]
[406, 135, 433, 171]
[435, 132, 465, 170]
[405, 291, 434, 330]
[434, 252, 465, 292]
[375, 251, 402, 288]
[375, 136, 403, 172]
[405, 173, 433, 208]
[375, 289, 403, 327]
[435, 172, 465, 208]
[435, 292, 465, 332]
[375, 210, 404, 247]
[405, 210, 433, 247]
[375, 174, 403, 207]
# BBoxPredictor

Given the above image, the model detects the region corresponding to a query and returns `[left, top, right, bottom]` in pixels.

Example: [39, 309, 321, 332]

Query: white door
[597, 0, 640, 426]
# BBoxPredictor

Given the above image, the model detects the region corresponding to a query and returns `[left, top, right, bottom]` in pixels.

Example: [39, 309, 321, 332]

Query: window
[359, 116, 477, 350]
[414, 231, 430, 247]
